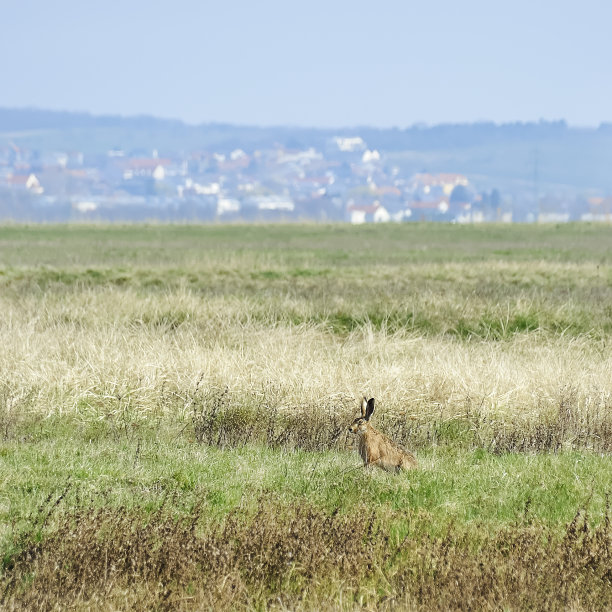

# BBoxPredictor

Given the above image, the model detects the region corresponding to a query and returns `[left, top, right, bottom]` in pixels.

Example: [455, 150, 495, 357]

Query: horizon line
[1, 106, 609, 132]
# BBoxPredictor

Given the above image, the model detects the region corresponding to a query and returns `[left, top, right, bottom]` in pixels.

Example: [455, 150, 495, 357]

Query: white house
[6, 173, 44, 194]
[217, 198, 241, 215]
[333, 136, 366, 152]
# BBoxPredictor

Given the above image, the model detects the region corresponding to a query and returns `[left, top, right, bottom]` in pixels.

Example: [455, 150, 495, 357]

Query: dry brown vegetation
[3, 491, 611, 611]
[190, 385, 612, 454]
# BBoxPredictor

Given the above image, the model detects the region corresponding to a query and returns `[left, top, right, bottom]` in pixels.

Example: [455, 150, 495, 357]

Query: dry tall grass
[1, 286, 611, 426]
[1, 287, 611, 456]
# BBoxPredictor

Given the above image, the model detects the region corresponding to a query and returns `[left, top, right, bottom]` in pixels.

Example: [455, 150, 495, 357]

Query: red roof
[7, 174, 33, 185]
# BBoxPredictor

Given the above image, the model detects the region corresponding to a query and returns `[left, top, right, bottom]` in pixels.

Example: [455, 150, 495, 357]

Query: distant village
[1, 134, 610, 223]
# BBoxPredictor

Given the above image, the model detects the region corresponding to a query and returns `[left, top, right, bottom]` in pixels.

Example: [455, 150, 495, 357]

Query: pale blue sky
[2, 0, 611, 128]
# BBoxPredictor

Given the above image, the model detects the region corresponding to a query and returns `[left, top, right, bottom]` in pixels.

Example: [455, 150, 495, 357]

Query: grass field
[1, 223, 611, 610]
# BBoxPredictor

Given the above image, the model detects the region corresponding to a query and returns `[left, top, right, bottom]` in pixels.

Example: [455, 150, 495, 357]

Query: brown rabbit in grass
[348, 397, 417, 472]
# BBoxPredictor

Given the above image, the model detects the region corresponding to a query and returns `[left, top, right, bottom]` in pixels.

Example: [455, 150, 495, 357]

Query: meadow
[0, 222, 611, 610]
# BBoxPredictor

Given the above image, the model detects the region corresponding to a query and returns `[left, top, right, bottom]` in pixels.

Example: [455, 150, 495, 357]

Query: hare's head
[348, 397, 375, 434]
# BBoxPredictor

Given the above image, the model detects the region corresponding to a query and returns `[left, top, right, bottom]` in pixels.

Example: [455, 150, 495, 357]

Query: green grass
[2, 419, 610, 549]
[0, 222, 612, 268]
[2, 420, 610, 609]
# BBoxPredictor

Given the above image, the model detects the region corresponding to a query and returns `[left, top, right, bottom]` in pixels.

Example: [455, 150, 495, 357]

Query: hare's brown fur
[348, 397, 417, 472]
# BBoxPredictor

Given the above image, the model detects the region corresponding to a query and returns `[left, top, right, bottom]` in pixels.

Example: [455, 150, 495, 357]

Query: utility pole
[533, 148, 540, 222]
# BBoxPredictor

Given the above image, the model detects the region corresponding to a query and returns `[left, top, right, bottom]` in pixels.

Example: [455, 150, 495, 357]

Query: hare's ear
[361, 396, 368, 417]
[365, 398, 375, 421]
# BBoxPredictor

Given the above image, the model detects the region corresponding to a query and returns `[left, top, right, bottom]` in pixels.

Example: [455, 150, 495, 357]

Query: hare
[348, 397, 417, 472]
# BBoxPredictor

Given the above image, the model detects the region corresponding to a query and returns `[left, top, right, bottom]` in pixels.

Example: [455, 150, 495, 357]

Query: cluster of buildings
[1, 135, 609, 223]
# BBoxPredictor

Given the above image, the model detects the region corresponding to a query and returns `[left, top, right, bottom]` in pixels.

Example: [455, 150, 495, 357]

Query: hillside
[2, 108, 612, 192]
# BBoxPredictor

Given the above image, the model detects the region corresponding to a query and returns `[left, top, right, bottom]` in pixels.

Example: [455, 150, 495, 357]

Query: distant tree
[490, 188, 501, 208]
[450, 184, 471, 203]
[284, 137, 304, 150]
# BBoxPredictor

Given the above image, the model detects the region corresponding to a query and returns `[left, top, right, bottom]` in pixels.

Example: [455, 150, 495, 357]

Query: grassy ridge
[1, 223, 612, 609]
[1, 222, 612, 266]
[2, 224, 612, 340]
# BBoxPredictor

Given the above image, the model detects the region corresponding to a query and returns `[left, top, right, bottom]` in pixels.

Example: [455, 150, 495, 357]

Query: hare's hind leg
[399, 455, 417, 471]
